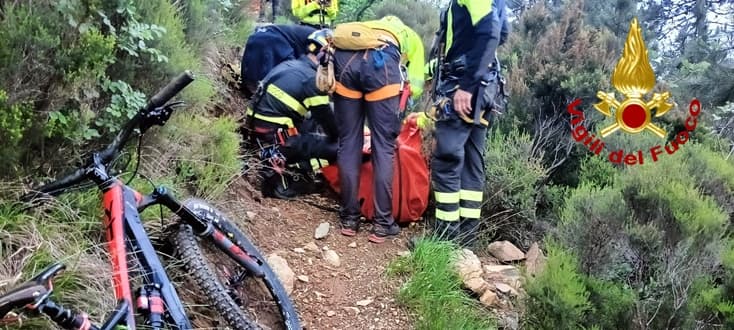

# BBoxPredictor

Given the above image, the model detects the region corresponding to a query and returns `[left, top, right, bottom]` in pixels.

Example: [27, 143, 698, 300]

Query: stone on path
[266, 254, 295, 295]
[314, 222, 330, 239]
[303, 242, 319, 252]
[525, 242, 547, 276]
[297, 275, 309, 283]
[323, 250, 341, 267]
[487, 241, 526, 262]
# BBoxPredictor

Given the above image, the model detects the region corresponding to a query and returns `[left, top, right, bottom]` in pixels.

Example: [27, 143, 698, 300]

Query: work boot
[368, 223, 401, 244]
[432, 220, 460, 242]
[339, 216, 360, 237]
[458, 219, 480, 249]
[262, 173, 298, 200]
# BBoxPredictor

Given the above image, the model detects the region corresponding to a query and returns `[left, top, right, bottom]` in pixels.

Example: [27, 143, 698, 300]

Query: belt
[246, 107, 299, 136]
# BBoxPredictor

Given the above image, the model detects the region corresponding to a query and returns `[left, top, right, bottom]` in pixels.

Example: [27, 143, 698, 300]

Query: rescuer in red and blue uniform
[430, 0, 510, 247]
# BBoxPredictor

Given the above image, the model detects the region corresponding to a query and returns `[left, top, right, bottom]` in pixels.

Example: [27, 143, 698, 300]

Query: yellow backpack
[332, 22, 395, 50]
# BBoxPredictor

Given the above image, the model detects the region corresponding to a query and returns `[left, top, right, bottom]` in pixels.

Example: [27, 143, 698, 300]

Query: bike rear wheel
[171, 199, 300, 330]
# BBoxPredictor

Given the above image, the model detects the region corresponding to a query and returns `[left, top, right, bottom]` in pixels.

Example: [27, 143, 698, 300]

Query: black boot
[458, 218, 480, 249]
[432, 220, 460, 242]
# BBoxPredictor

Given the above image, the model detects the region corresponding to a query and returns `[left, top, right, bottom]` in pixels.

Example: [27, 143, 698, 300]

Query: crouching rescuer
[245, 29, 339, 199]
[431, 0, 509, 247]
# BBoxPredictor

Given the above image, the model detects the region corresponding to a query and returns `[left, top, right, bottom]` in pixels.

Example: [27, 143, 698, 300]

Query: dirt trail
[227, 178, 420, 330]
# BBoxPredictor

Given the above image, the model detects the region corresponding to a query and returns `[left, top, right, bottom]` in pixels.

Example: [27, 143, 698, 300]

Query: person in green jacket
[292, 0, 338, 28]
[330, 15, 425, 243]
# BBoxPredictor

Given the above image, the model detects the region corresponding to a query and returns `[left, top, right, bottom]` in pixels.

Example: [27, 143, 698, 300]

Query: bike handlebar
[26, 71, 195, 198]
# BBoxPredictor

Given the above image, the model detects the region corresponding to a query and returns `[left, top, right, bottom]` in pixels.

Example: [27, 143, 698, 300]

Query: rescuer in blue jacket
[246, 29, 338, 199]
[430, 0, 510, 247]
[240, 24, 317, 98]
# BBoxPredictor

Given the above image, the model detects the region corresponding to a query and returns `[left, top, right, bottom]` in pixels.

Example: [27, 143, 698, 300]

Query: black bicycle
[0, 71, 300, 330]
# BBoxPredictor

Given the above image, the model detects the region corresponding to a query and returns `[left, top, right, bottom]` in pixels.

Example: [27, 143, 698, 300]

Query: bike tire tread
[173, 224, 261, 330]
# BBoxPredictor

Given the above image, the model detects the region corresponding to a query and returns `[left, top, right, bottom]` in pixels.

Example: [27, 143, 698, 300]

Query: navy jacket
[444, 0, 510, 91]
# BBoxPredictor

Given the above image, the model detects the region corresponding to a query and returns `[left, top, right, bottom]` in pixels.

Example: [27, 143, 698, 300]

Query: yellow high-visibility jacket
[292, 0, 338, 27]
[362, 17, 426, 100]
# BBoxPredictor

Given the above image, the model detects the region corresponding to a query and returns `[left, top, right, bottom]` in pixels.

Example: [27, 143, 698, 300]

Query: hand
[453, 89, 473, 117]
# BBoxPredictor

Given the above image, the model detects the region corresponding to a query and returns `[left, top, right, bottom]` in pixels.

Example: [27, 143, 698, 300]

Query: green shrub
[0, 90, 33, 172]
[482, 126, 548, 248]
[577, 155, 617, 189]
[152, 112, 243, 198]
[558, 184, 631, 280]
[522, 242, 591, 330]
[584, 277, 636, 329]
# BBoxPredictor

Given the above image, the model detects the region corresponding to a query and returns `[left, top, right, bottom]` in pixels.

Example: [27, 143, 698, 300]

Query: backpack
[332, 22, 395, 50]
[320, 113, 429, 223]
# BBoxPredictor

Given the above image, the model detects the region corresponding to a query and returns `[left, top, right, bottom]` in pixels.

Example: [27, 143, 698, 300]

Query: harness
[246, 61, 312, 173]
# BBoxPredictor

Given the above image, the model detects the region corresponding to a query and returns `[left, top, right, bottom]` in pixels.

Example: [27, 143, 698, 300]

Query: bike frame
[11, 71, 268, 330]
[83, 153, 264, 330]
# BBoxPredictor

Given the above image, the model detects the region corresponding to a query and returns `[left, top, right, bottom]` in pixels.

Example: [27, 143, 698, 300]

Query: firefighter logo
[567, 17, 701, 166]
[593, 18, 673, 138]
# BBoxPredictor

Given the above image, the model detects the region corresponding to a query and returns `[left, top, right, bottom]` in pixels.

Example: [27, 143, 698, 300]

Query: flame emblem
[594, 18, 673, 138]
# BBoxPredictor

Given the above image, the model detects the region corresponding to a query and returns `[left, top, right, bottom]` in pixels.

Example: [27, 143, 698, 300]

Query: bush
[481, 126, 548, 248]
[0, 90, 33, 172]
[0, 1, 252, 329]
[537, 139, 734, 329]
[584, 276, 636, 329]
[522, 242, 591, 330]
[148, 112, 243, 199]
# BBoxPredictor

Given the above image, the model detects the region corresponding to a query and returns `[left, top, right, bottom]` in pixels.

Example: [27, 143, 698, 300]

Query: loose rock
[297, 275, 309, 283]
[487, 241, 526, 262]
[293, 247, 306, 254]
[356, 298, 373, 306]
[266, 254, 295, 295]
[494, 282, 517, 296]
[479, 289, 498, 308]
[464, 277, 489, 295]
[484, 264, 520, 277]
[343, 307, 360, 315]
[314, 222, 330, 239]
[323, 250, 341, 267]
[326, 310, 336, 317]
[348, 242, 357, 248]
[525, 242, 547, 276]
[246, 211, 257, 220]
[454, 249, 484, 281]
[303, 242, 319, 252]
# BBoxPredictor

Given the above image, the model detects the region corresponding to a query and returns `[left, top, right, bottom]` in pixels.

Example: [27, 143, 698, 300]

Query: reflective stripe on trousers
[431, 100, 488, 222]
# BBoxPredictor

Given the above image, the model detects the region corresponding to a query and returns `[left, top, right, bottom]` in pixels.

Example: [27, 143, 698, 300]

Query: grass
[387, 237, 497, 330]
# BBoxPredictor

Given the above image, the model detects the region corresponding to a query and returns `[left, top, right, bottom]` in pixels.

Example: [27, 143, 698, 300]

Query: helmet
[307, 29, 333, 54]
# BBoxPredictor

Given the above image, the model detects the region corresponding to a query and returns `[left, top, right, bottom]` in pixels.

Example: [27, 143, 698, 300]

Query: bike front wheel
[171, 198, 300, 330]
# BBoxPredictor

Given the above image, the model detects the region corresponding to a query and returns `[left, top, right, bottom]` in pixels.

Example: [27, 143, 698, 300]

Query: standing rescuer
[292, 0, 338, 28]
[325, 15, 425, 243]
[431, 0, 510, 247]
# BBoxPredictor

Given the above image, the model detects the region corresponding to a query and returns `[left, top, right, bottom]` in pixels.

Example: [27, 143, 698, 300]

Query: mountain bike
[0, 71, 300, 330]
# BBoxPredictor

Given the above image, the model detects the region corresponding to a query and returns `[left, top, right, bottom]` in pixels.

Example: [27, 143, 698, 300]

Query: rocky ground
[220, 176, 547, 330]
[226, 178, 420, 329]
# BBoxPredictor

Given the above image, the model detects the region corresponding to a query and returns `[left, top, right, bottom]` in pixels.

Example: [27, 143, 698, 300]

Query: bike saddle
[0, 263, 65, 318]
